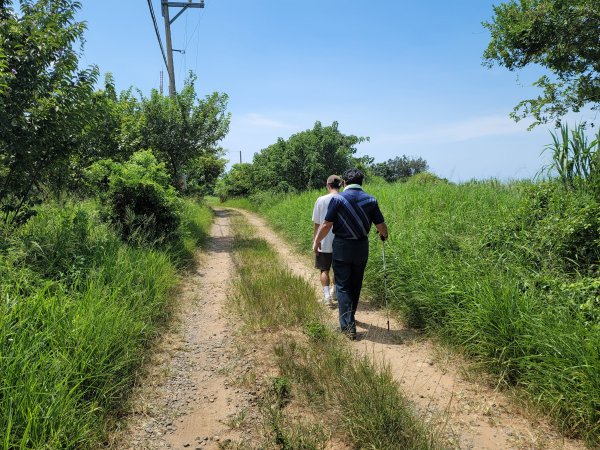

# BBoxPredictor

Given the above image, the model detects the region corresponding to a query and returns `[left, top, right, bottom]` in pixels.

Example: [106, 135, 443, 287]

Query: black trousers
[332, 237, 369, 333]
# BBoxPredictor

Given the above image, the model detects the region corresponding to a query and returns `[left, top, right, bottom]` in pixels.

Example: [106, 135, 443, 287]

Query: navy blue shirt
[324, 187, 385, 240]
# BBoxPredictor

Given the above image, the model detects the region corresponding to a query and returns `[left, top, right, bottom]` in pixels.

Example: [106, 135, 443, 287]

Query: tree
[0, 0, 97, 221]
[215, 163, 256, 200]
[140, 73, 230, 192]
[370, 155, 429, 182]
[483, 0, 600, 128]
[251, 121, 367, 193]
[186, 151, 227, 195]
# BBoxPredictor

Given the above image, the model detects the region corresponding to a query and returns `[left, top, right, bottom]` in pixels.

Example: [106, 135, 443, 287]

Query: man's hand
[312, 239, 321, 254]
[313, 221, 333, 254]
[375, 222, 388, 242]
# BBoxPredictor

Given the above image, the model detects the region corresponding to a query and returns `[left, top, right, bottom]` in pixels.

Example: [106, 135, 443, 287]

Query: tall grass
[0, 198, 212, 448]
[543, 124, 600, 190]
[253, 179, 600, 443]
[230, 213, 444, 449]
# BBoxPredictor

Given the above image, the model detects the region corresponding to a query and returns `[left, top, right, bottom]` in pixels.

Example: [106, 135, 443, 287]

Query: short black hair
[342, 168, 364, 185]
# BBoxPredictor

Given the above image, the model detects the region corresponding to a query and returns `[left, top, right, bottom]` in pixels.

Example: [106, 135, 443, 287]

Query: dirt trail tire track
[113, 209, 261, 450]
[237, 208, 586, 450]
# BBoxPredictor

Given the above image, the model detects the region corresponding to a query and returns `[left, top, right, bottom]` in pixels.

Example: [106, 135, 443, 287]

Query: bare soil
[111, 207, 589, 450]
[109, 209, 266, 450]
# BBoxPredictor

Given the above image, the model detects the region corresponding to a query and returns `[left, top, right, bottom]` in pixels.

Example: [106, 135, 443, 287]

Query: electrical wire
[146, 0, 173, 86]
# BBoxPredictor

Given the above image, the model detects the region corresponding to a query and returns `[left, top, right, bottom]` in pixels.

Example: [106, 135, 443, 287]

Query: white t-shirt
[312, 193, 335, 253]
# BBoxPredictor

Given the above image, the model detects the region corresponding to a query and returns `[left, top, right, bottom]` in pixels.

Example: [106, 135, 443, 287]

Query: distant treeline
[215, 120, 432, 201]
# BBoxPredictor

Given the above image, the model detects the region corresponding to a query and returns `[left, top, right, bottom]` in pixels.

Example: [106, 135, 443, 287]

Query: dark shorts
[315, 252, 333, 271]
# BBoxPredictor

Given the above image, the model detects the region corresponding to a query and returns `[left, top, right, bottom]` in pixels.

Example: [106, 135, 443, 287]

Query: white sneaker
[322, 295, 331, 306]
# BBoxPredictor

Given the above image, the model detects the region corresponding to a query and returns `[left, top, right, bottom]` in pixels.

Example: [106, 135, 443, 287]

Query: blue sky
[77, 1, 595, 182]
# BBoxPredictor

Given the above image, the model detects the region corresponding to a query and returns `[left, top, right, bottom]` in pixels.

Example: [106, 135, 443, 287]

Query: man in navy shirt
[312, 168, 388, 340]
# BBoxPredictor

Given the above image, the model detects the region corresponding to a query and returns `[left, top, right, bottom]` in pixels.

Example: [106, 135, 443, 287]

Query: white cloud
[242, 113, 294, 129]
[377, 114, 533, 145]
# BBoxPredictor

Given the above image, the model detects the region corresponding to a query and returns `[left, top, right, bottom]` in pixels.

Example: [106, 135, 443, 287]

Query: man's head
[326, 174, 342, 191]
[342, 168, 364, 186]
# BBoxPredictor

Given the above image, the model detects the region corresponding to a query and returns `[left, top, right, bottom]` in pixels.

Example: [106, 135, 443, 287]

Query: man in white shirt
[312, 174, 342, 306]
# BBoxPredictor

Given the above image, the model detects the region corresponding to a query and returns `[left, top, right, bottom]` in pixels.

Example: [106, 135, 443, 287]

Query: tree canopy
[252, 121, 367, 193]
[371, 155, 429, 183]
[0, 0, 97, 219]
[0, 1, 231, 221]
[140, 74, 230, 193]
[483, 0, 600, 127]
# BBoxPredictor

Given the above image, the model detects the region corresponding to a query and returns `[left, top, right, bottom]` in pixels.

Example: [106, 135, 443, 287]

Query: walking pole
[381, 239, 390, 331]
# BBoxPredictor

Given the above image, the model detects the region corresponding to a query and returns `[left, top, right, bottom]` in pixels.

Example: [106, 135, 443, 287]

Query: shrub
[103, 150, 181, 244]
[406, 171, 448, 185]
[370, 155, 429, 182]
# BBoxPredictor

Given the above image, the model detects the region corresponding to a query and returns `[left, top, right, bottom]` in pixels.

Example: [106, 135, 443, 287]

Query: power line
[146, 0, 173, 86]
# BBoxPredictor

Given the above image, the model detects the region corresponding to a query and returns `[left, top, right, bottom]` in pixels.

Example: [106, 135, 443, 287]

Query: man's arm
[313, 221, 333, 253]
[313, 222, 320, 240]
[375, 222, 388, 241]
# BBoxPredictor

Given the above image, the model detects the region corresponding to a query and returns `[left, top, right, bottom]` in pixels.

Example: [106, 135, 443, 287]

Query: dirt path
[112, 207, 587, 450]
[111, 209, 262, 450]
[237, 209, 587, 450]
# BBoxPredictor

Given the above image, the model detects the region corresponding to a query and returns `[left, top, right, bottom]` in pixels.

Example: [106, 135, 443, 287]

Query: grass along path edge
[230, 207, 590, 450]
[229, 212, 444, 449]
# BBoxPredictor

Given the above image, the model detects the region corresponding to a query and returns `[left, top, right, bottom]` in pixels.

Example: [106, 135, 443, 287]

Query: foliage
[0, 0, 98, 221]
[406, 171, 448, 185]
[490, 182, 600, 275]
[215, 163, 257, 201]
[370, 155, 429, 183]
[543, 124, 600, 195]
[186, 151, 227, 196]
[103, 150, 181, 244]
[250, 121, 367, 194]
[140, 73, 230, 192]
[11, 201, 111, 283]
[483, 0, 600, 127]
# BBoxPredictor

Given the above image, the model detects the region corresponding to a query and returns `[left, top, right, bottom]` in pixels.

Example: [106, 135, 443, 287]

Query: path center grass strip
[229, 212, 444, 450]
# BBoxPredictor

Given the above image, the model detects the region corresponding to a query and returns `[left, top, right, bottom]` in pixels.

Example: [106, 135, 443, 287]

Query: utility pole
[161, 0, 205, 97]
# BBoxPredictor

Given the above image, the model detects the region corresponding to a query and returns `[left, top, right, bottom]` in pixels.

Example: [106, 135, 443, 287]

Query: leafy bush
[406, 171, 448, 185]
[93, 150, 181, 244]
[215, 162, 256, 201]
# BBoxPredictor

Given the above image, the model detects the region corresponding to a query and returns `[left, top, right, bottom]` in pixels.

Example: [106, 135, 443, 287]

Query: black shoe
[341, 328, 357, 341]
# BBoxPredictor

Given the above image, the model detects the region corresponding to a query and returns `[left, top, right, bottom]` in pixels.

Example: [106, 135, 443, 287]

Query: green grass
[247, 179, 600, 443]
[229, 213, 443, 450]
[0, 198, 212, 449]
[231, 216, 322, 330]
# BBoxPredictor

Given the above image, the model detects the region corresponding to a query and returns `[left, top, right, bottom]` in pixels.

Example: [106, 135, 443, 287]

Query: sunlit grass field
[257, 179, 600, 443]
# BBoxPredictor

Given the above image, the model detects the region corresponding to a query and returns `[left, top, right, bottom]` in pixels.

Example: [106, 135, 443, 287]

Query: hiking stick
[381, 239, 390, 331]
